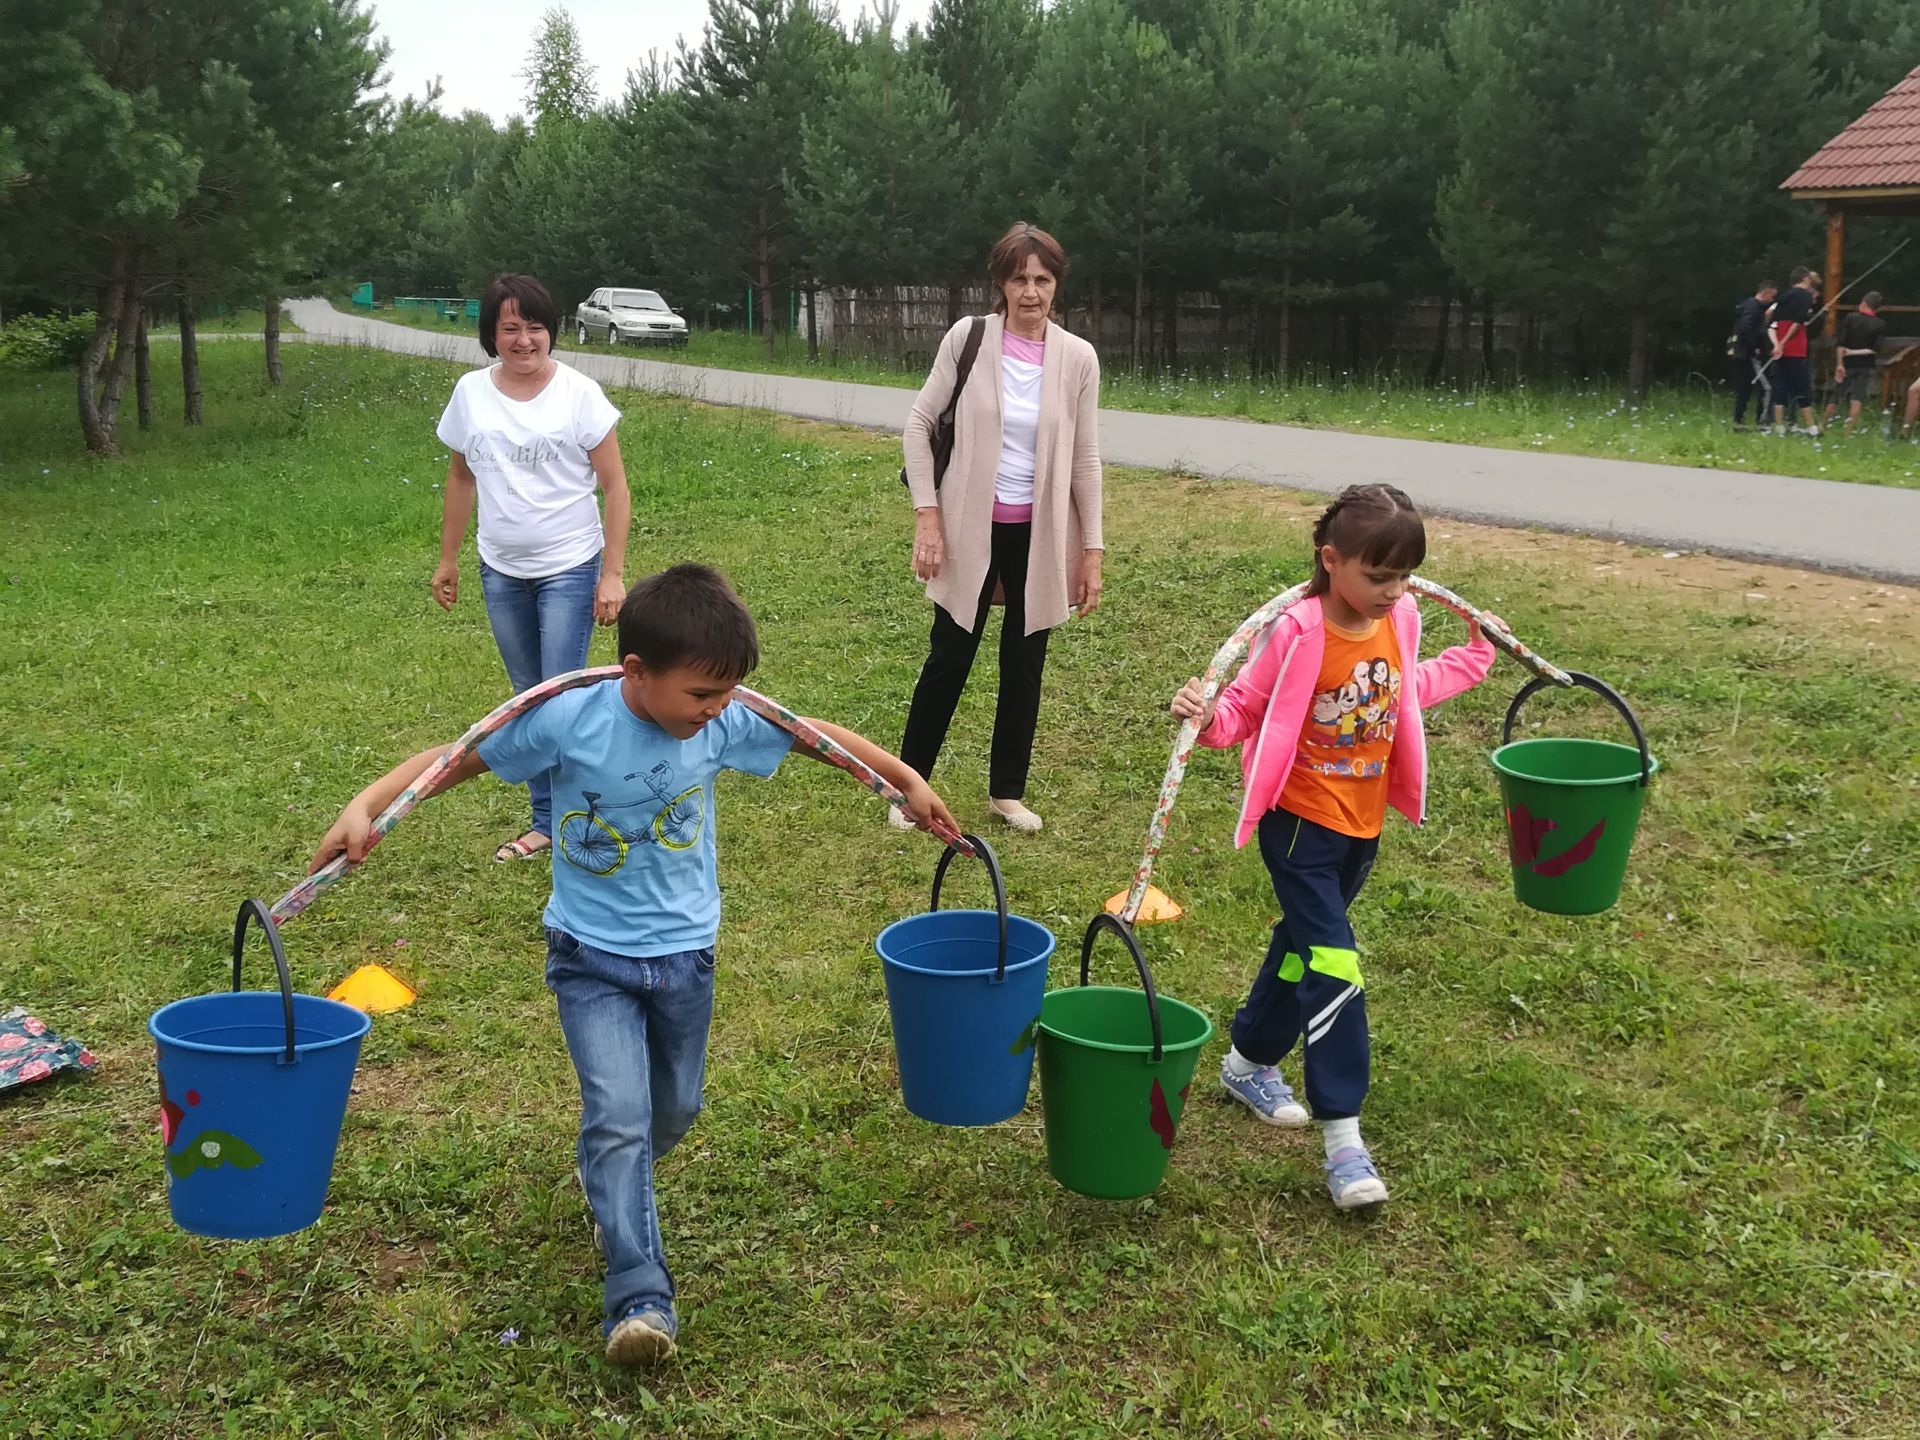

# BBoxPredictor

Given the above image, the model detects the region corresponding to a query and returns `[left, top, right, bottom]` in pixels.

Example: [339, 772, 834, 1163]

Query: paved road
[286, 298, 1920, 582]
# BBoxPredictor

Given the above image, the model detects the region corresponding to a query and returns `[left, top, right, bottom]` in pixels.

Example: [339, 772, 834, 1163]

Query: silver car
[574, 287, 690, 347]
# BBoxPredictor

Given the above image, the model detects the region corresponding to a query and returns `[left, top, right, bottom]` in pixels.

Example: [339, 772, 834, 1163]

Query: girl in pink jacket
[1170, 485, 1501, 1209]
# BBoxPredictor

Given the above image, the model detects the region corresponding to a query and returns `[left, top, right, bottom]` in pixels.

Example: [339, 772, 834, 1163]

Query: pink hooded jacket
[1198, 594, 1496, 848]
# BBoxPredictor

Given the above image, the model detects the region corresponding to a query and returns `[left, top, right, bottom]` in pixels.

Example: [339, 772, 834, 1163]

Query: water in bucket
[1037, 916, 1213, 1199]
[1490, 673, 1658, 915]
[149, 901, 369, 1239]
[875, 837, 1053, 1126]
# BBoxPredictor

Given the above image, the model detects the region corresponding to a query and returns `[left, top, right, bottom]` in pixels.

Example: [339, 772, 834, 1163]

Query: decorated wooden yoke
[270, 667, 974, 926]
[1103, 575, 1575, 931]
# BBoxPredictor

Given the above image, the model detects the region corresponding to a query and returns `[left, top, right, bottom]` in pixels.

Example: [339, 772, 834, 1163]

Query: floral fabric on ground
[0, 1007, 99, 1092]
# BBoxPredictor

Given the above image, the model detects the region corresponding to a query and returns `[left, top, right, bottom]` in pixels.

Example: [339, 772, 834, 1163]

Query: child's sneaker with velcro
[1219, 1058, 1310, 1126]
[1325, 1145, 1390, 1210]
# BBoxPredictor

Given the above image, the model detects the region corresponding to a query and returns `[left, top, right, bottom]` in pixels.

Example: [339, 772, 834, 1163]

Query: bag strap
[938, 315, 986, 430]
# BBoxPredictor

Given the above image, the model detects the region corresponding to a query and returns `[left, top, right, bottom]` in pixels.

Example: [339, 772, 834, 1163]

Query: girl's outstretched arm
[1415, 613, 1504, 709]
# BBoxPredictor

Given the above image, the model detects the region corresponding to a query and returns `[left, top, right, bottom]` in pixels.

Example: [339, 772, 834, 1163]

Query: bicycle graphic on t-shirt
[556, 763, 705, 876]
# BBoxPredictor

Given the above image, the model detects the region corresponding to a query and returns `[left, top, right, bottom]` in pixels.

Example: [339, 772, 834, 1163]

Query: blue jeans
[478, 556, 599, 835]
[1229, 809, 1379, 1121]
[545, 927, 716, 1330]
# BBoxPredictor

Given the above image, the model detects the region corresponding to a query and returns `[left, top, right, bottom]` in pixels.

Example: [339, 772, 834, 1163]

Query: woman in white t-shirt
[433, 273, 631, 862]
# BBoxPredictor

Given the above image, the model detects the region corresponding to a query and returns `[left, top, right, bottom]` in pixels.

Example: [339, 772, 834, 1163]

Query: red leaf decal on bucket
[1148, 1078, 1177, 1151]
[1532, 819, 1606, 878]
[1506, 804, 1557, 866]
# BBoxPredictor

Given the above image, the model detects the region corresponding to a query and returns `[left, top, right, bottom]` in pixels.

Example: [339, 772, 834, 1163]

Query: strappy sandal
[493, 832, 551, 863]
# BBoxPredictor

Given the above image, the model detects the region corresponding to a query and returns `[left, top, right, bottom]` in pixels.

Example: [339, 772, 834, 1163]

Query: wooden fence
[804, 284, 1577, 379]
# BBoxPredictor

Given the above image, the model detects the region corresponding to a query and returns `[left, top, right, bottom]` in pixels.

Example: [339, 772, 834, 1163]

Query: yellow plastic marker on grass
[327, 964, 417, 1014]
[1103, 884, 1184, 924]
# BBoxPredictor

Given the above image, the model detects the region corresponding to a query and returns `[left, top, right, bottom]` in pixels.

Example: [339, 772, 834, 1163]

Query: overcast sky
[368, 0, 937, 123]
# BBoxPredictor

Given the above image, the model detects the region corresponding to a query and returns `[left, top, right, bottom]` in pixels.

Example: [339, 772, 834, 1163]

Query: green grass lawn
[145, 306, 304, 337]
[331, 295, 1920, 491]
[3, 340, 1916, 1438]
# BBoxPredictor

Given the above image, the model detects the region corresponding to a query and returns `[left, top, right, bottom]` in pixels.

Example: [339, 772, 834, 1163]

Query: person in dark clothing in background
[1768, 267, 1824, 437]
[1728, 279, 1778, 429]
[1824, 291, 1888, 436]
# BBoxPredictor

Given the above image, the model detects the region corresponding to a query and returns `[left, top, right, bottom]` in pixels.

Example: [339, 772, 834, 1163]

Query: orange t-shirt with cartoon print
[1276, 616, 1404, 839]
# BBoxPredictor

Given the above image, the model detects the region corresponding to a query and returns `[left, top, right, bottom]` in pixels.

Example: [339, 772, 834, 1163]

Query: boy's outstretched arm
[796, 719, 959, 837]
[308, 744, 492, 872]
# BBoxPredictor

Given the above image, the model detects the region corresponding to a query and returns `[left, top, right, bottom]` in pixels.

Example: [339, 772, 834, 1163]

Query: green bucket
[1490, 672, 1657, 916]
[1036, 915, 1214, 1199]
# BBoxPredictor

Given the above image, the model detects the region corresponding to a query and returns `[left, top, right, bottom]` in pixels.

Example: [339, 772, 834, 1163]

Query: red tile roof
[1783, 64, 1920, 192]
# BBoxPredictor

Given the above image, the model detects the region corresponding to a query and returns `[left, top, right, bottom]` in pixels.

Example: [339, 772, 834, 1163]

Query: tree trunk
[1130, 254, 1145, 371]
[1216, 296, 1230, 360]
[756, 201, 775, 360]
[1089, 278, 1103, 347]
[95, 286, 142, 440]
[1481, 297, 1496, 380]
[1625, 310, 1651, 401]
[1458, 294, 1475, 380]
[946, 282, 962, 326]
[1426, 293, 1452, 385]
[1573, 317, 1588, 381]
[805, 284, 819, 363]
[264, 295, 282, 384]
[135, 308, 153, 429]
[78, 255, 132, 454]
[179, 291, 203, 425]
[1278, 261, 1294, 379]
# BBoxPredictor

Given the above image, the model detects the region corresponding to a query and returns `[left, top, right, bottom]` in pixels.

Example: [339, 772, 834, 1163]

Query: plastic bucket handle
[231, 897, 298, 1066]
[1077, 913, 1163, 1062]
[1502, 671, 1652, 787]
[930, 834, 1008, 983]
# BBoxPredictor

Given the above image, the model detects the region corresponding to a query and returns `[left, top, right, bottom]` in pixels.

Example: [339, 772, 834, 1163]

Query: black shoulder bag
[900, 315, 987, 490]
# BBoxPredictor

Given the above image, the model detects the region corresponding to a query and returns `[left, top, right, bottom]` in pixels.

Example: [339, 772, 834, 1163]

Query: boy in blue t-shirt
[310, 564, 956, 1367]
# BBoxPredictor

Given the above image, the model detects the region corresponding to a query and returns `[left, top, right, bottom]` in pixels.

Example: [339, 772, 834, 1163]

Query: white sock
[1322, 1116, 1362, 1160]
[1223, 1047, 1262, 1078]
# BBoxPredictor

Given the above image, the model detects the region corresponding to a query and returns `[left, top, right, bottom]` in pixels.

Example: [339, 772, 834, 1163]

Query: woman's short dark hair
[617, 564, 760, 680]
[478, 274, 558, 357]
[987, 223, 1069, 316]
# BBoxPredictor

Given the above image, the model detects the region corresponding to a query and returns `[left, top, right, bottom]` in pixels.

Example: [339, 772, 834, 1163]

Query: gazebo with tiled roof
[1783, 63, 1920, 401]
[1783, 63, 1920, 306]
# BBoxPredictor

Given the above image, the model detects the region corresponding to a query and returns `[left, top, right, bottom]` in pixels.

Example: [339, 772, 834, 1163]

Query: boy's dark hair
[1756, 279, 1779, 294]
[478, 273, 559, 357]
[1789, 266, 1810, 285]
[617, 565, 760, 679]
[1306, 484, 1427, 597]
[1863, 290, 1882, 309]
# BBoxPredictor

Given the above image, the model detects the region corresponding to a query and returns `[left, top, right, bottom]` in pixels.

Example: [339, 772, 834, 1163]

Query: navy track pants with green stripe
[1229, 807, 1378, 1120]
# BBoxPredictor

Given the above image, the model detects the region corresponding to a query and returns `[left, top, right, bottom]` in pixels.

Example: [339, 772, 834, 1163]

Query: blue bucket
[149, 900, 370, 1239]
[875, 836, 1053, 1126]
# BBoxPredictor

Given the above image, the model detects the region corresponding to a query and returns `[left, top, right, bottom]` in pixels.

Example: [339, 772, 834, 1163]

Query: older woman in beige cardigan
[894, 223, 1104, 834]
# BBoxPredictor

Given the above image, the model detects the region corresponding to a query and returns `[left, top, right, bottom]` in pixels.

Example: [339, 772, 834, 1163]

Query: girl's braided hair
[1306, 484, 1427, 597]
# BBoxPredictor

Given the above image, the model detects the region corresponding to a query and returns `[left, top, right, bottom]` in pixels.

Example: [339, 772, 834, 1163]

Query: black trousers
[1730, 353, 1770, 424]
[900, 521, 1051, 800]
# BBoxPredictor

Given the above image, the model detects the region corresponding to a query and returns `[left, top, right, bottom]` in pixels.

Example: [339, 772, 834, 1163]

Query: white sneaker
[885, 805, 914, 831]
[988, 798, 1043, 832]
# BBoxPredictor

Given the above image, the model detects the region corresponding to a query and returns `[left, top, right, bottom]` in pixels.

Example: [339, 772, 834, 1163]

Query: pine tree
[1206, 0, 1404, 376]
[1017, 0, 1209, 365]
[665, 0, 846, 358]
[1439, 0, 1819, 396]
[795, 4, 961, 294]
[922, 0, 1043, 315]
